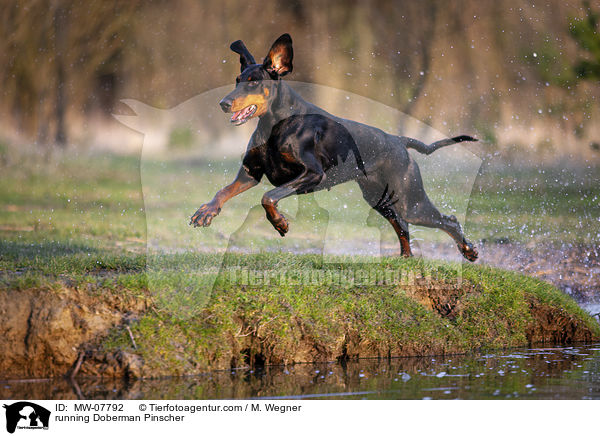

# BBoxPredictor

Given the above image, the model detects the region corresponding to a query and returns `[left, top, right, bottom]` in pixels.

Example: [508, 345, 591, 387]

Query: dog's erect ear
[263, 34, 293, 77]
[230, 40, 256, 72]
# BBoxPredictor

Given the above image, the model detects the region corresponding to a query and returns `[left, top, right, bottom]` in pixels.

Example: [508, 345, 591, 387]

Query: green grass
[2, 148, 598, 295]
[468, 163, 600, 244]
[1, 149, 598, 303]
[2, 149, 599, 287]
[0, 151, 145, 251]
[2, 148, 599, 261]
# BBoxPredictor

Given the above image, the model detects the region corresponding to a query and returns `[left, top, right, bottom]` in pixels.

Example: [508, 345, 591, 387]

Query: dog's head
[219, 34, 293, 125]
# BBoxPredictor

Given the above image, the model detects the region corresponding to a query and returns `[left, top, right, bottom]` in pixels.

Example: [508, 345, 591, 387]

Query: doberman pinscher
[190, 34, 479, 261]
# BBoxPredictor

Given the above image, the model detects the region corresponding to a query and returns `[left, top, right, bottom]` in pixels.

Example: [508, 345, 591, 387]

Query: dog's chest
[262, 141, 303, 186]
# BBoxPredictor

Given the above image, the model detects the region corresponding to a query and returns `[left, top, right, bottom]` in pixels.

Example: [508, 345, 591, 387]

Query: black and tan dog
[190, 34, 478, 261]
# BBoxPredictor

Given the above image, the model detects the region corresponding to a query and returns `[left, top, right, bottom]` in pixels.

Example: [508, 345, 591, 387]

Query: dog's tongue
[231, 106, 251, 122]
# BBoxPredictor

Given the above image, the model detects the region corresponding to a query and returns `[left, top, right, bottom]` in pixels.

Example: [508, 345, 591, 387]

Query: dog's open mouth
[230, 105, 257, 125]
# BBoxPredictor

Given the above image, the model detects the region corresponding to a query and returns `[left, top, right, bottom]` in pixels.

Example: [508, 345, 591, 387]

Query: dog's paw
[269, 214, 289, 237]
[190, 203, 220, 228]
[460, 242, 478, 262]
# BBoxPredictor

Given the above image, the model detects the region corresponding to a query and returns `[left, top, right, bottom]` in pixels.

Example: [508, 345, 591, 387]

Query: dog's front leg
[190, 166, 259, 227]
[261, 170, 323, 236]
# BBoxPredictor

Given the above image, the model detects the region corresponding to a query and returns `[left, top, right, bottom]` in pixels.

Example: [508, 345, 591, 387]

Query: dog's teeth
[230, 105, 257, 124]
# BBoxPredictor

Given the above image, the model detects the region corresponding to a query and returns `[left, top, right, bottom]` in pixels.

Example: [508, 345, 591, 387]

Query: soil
[0, 287, 148, 379]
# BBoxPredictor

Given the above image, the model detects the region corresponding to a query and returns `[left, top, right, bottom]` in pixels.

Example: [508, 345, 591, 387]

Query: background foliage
[0, 0, 599, 160]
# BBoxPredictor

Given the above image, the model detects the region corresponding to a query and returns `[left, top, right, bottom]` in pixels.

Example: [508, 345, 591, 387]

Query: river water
[3, 344, 600, 400]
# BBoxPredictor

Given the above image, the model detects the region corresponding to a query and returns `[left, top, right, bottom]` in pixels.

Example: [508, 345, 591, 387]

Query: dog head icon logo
[3, 402, 50, 433]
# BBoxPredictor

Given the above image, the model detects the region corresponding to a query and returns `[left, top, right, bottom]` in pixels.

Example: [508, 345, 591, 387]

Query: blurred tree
[569, 0, 600, 81]
[399, 1, 438, 120]
[0, 0, 139, 147]
[54, 1, 67, 146]
[0, 0, 598, 157]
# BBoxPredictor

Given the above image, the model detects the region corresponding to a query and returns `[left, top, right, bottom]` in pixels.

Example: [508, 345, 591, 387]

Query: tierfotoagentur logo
[223, 266, 450, 288]
[2, 402, 50, 434]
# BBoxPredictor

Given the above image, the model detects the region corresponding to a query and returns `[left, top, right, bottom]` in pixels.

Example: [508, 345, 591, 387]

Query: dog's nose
[219, 98, 232, 113]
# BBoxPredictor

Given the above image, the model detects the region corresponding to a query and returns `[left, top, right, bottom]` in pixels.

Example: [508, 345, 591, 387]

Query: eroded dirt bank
[0, 287, 148, 379]
[1, 269, 598, 380]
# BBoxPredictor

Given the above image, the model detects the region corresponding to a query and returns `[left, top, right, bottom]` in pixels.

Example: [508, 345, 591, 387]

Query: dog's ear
[263, 34, 293, 77]
[230, 40, 256, 72]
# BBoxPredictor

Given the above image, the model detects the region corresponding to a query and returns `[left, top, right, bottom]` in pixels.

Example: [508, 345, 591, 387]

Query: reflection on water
[3, 344, 600, 400]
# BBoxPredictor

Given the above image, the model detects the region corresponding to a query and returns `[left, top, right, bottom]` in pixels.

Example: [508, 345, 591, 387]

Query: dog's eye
[247, 80, 259, 87]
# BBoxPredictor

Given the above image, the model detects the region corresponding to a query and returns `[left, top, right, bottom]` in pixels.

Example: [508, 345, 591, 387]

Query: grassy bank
[98, 254, 599, 377]
[0, 252, 598, 378]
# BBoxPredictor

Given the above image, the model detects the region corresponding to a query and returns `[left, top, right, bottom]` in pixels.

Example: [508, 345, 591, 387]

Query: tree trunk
[54, 3, 67, 147]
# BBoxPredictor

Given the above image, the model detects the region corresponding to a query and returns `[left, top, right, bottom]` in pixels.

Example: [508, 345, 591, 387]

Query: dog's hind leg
[375, 152, 478, 261]
[358, 180, 412, 257]
[403, 193, 478, 262]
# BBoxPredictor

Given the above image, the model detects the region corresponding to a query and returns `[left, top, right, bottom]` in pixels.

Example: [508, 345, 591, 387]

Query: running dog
[190, 34, 478, 261]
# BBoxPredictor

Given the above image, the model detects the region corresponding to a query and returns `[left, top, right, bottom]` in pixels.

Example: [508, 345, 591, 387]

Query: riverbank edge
[1, 262, 598, 380]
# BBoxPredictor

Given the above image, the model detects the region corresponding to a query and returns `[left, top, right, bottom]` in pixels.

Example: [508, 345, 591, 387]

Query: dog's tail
[405, 135, 478, 155]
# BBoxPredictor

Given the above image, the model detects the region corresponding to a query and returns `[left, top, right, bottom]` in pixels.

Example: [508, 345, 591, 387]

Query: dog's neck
[254, 81, 326, 144]
[273, 81, 318, 117]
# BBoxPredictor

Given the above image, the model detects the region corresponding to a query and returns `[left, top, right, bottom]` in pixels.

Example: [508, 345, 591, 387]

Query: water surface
[3, 344, 600, 400]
